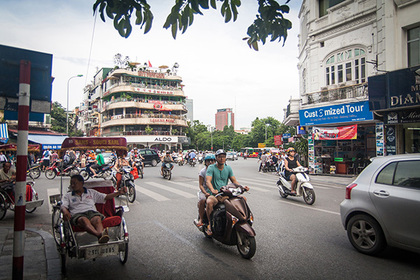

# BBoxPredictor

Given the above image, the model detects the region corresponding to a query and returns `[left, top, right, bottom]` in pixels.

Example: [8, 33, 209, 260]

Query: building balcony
[102, 99, 187, 113]
[102, 114, 188, 128]
[104, 83, 185, 98]
[301, 83, 368, 107]
[102, 130, 186, 137]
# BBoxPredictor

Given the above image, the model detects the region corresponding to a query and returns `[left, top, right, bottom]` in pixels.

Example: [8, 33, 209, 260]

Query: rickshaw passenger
[61, 175, 127, 243]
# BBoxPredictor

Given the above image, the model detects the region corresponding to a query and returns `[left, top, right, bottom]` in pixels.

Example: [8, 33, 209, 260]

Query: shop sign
[258, 143, 266, 148]
[376, 122, 384, 157]
[385, 108, 420, 124]
[385, 125, 396, 156]
[299, 101, 373, 126]
[297, 126, 306, 134]
[274, 135, 283, 146]
[313, 125, 358, 140]
[150, 118, 176, 123]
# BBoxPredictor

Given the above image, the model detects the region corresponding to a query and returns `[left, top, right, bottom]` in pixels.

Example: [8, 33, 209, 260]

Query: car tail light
[345, 183, 357, 199]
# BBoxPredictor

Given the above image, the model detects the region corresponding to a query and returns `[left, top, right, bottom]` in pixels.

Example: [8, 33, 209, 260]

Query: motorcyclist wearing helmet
[130, 147, 145, 170]
[160, 151, 174, 175]
[284, 147, 301, 194]
[205, 149, 249, 235]
[194, 154, 216, 228]
[89, 149, 105, 177]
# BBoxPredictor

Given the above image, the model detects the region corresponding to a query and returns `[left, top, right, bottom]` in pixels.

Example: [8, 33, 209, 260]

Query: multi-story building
[215, 108, 234, 131]
[285, 0, 420, 174]
[185, 99, 194, 122]
[78, 63, 189, 151]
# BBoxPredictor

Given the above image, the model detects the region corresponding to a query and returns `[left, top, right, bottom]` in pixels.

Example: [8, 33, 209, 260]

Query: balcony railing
[102, 113, 187, 122]
[302, 83, 368, 105]
[102, 130, 186, 136]
[103, 98, 186, 108]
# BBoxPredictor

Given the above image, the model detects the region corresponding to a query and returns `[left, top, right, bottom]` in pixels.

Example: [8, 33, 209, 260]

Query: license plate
[85, 244, 118, 259]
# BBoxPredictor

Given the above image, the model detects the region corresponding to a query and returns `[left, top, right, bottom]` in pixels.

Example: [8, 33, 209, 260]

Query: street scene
[1, 0, 420, 279]
[1, 159, 420, 279]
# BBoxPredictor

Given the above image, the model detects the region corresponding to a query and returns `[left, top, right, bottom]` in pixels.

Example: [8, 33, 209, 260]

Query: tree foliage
[93, 0, 292, 50]
[51, 102, 83, 136]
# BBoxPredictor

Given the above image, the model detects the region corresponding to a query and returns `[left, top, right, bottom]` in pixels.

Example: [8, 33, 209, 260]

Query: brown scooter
[197, 184, 256, 259]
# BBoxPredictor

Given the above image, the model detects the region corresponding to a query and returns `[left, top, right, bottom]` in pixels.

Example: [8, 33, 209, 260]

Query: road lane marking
[145, 182, 196, 198]
[167, 181, 197, 190]
[280, 200, 340, 215]
[136, 186, 170, 201]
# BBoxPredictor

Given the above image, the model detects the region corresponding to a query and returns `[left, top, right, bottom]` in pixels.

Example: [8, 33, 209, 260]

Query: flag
[148, 60, 152, 67]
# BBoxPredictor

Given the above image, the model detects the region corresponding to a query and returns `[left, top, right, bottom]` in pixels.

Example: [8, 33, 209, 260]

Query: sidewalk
[0, 227, 61, 280]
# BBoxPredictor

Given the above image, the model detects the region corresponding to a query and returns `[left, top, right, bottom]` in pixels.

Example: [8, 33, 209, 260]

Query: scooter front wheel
[303, 188, 316, 205]
[80, 170, 90, 181]
[236, 231, 256, 259]
[127, 185, 136, 203]
[45, 169, 56, 180]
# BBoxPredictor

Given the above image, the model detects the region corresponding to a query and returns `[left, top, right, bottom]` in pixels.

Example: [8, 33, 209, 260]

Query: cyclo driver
[205, 149, 249, 236]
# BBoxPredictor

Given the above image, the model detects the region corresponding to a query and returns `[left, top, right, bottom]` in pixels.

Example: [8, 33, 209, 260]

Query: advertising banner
[313, 125, 357, 140]
[299, 101, 373, 126]
[385, 125, 396, 155]
[274, 135, 283, 146]
[375, 123, 384, 156]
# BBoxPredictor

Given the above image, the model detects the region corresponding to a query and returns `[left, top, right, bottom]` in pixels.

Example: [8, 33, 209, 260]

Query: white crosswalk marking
[145, 182, 196, 198]
[136, 185, 170, 202]
[167, 181, 198, 190]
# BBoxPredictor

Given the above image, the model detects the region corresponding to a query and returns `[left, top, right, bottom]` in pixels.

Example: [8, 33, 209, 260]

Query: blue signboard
[299, 101, 373, 126]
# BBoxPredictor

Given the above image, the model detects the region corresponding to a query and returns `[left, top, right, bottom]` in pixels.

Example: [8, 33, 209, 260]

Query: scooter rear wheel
[45, 169, 56, 180]
[237, 232, 256, 259]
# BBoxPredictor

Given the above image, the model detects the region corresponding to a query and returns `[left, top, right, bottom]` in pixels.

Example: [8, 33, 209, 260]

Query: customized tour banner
[313, 125, 358, 140]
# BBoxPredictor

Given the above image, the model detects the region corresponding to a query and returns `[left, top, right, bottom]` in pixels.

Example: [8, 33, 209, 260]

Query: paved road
[3, 159, 419, 279]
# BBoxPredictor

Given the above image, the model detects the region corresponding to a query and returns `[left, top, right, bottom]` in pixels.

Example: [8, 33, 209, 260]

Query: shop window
[408, 26, 420, 67]
[394, 161, 420, 187]
[376, 162, 397, 185]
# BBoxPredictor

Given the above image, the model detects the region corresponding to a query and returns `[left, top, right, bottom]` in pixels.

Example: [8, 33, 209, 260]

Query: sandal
[205, 225, 212, 236]
[98, 234, 109, 243]
[194, 219, 203, 227]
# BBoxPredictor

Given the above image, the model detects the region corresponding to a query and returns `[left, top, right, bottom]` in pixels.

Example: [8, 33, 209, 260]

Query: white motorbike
[277, 166, 316, 205]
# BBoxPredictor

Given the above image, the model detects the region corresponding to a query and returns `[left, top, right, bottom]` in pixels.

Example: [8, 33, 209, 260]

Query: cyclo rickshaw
[50, 137, 130, 274]
[0, 144, 44, 220]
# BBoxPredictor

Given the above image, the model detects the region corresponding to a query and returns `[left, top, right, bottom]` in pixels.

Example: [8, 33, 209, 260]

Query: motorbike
[161, 163, 172, 180]
[198, 155, 203, 164]
[79, 160, 114, 181]
[177, 156, 184, 166]
[45, 160, 79, 180]
[189, 158, 197, 167]
[277, 166, 316, 205]
[195, 184, 256, 259]
[0, 181, 44, 220]
[133, 158, 144, 179]
[112, 165, 136, 203]
[27, 161, 42, 179]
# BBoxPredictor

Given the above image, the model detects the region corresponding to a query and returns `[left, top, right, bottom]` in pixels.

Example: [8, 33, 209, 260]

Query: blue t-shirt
[205, 163, 234, 192]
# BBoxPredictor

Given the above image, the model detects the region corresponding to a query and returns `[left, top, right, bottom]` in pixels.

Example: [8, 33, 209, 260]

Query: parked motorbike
[195, 184, 256, 259]
[161, 163, 172, 180]
[80, 161, 114, 181]
[45, 160, 79, 180]
[27, 162, 41, 179]
[112, 165, 136, 203]
[277, 166, 316, 205]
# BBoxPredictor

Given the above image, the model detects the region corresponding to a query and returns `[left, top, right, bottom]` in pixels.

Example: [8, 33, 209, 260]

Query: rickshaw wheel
[119, 243, 129, 264]
[0, 194, 7, 220]
[52, 207, 64, 245]
[127, 185, 136, 203]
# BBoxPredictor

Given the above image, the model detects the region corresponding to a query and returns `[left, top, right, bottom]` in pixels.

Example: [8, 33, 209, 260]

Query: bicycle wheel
[0, 193, 7, 220]
[52, 207, 64, 246]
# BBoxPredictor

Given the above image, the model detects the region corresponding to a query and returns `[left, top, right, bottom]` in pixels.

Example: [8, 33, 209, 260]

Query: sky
[0, 0, 302, 129]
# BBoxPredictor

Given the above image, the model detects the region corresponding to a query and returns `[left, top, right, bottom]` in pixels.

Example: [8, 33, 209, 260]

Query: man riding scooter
[205, 149, 249, 236]
[283, 147, 302, 194]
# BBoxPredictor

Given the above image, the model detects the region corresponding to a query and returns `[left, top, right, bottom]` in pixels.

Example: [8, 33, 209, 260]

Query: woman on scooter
[194, 154, 216, 228]
[283, 147, 301, 194]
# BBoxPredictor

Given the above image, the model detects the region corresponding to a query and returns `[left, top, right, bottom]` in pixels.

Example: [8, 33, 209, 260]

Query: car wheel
[346, 214, 386, 256]
[151, 159, 158, 167]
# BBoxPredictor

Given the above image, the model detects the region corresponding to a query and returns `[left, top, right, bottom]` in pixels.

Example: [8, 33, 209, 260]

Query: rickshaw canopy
[0, 143, 40, 153]
[59, 137, 127, 156]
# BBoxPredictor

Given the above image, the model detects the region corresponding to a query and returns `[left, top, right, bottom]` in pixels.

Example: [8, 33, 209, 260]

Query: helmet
[215, 149, 226, 157]
[204, 154, 216, 161]
[286, 147, 295, 154]
[95, 149, 101, 153]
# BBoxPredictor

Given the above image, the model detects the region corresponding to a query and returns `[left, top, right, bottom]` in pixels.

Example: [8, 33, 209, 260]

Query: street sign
[274, 135, 283, 146]
[0, 44, 53, 114]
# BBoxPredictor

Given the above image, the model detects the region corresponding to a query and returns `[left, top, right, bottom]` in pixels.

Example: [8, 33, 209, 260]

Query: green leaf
[135, 9, 142, 25]
[99, 2, 106, 22]
[191, 0, 203, 15]
[198, 0, 209, 9]
[144, 12, 153, 33]
[224, 6, 232, 23]
[106, 4, 115, 19]
[210, 0, 216, 9]
[171, 21, 178, 39]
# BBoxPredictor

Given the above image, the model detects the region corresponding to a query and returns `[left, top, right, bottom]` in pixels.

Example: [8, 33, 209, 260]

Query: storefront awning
[0, 123, 8, 144]
[28, 134, 67, 150]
